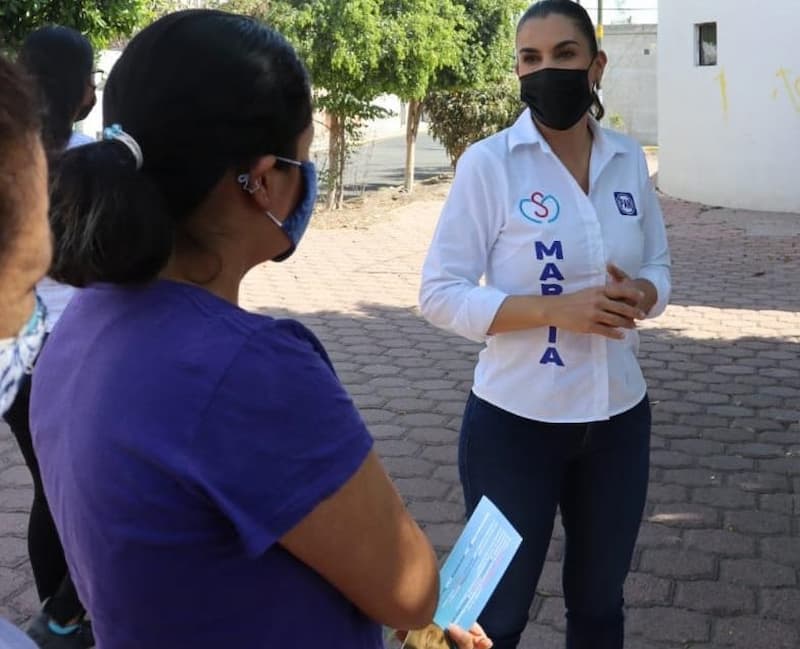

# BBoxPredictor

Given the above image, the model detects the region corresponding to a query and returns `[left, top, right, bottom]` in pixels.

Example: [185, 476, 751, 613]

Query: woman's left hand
[607, 264, 657, 316]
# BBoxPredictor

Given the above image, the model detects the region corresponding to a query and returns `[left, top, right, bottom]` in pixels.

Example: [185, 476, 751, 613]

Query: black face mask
[519, 65, 595, 131]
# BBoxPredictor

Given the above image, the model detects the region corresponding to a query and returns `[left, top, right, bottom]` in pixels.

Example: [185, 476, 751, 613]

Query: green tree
[379, 0, 465, 193]
[0, 0, 150, 51]
[258, 0, 393, 209]
[426, 75, 522, 166]
[424, 0, 527, 166]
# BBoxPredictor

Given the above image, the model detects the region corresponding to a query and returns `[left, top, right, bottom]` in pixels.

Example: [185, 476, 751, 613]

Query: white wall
[658, 0, 800, 213]
[603, 24, 658, 145]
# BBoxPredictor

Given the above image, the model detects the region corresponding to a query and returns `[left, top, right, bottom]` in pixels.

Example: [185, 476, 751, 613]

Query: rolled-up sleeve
[637, 150, 671, 318]
[419, 147, 508, 343]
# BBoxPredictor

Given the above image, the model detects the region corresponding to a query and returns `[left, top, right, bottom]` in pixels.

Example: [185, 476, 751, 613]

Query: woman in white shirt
[420, 2, 670, 648]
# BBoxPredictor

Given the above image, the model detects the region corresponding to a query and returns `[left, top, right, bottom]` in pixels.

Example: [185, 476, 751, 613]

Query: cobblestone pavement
[1, 191, 798, 648]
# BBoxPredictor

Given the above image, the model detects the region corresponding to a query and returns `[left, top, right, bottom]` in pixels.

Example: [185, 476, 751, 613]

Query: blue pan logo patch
[614, 192, 638, 216]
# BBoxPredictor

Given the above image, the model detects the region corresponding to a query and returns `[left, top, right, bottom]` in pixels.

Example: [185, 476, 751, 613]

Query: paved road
[340, 132, 452, 197]
[2, 189, 799, 648]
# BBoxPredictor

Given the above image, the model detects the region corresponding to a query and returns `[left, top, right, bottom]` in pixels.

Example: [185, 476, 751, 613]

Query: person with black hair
[27, 10, 493, 649]
[420, 2, 671, 648]
[4, 25, 97, 649]
[18, 26, 96, 155]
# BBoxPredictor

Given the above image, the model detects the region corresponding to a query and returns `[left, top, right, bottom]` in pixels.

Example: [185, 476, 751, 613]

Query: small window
[696, 22, 717, 66]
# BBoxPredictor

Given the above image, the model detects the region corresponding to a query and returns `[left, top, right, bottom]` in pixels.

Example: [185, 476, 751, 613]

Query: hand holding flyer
[433, 496, 522, 632]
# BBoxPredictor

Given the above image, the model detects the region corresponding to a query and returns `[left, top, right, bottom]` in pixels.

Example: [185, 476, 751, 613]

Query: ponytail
[48, 141, 173, 287]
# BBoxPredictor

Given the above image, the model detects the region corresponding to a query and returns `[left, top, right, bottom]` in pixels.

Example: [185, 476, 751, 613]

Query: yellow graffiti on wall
[716, 67, 800, 118]
[714, 69, 729, 118]
[775, 68, 800, 112]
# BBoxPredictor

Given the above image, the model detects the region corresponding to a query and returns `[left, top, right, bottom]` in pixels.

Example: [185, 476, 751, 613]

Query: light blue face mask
[237, 156, 318, 262]
[0, 296, 47, 415]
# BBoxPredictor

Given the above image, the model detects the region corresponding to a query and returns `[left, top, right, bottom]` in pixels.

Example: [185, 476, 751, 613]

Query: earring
[237, 173, 261, 195]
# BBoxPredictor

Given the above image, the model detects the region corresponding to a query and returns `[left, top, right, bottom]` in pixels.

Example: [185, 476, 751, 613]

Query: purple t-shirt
[30, 280, 383, 649]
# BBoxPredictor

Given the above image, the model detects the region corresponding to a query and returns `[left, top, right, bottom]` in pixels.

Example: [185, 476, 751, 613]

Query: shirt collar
[507, 108, 628, 159]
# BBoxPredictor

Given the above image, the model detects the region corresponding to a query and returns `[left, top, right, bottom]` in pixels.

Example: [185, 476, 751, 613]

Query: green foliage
[379, 0, 465, 102]
[426, 75, 523, 166]
[0, 0, 150, 51]
[434, 0, 528, 91]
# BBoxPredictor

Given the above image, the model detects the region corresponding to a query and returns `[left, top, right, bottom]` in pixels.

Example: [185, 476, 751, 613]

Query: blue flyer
[433, 496, 522, 631]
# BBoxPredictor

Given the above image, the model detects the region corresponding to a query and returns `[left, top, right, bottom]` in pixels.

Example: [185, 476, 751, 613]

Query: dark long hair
[48, 10, 313, 287]
[518, 0, 605, 120]
[19, 26, 93, 153]
[0, 54, 42, 260]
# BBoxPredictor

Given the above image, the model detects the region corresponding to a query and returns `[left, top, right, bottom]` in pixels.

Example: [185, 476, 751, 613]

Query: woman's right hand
[447, 623, 493, 649]
[550, 284, 646, 339]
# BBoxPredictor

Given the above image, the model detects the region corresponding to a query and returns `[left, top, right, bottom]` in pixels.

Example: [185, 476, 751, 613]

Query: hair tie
[103, 124, 144, 170]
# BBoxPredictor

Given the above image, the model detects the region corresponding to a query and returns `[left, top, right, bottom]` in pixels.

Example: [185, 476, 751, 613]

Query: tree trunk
[404, 99, 423, 194]
[336, 122, 346, 209]
[326, 113, 340, 210]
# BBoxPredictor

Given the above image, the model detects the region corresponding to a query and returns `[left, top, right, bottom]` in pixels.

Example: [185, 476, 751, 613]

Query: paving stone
[382, 456, 436, 478]
[691, 486, 756, 510]
[698, 455, 755, 471]
[397, 412, 448, 427]
[393, 478, 450, 500]
[419, 444, 457, 464]
[407, 427, 458, 444]
[659, 468, 720, 487]
[674, 580, 756, 615]
[634, 522, 683, 549]
[758, 456, 800, 474]
[714, 616, 799, 649]
[729, 443, 787, 458]
[719, 559, 796, 587]
[536, 561, 563, 597]
[647, 483, 689, 504]
[760, 537, 800, 567]
[369, 424, 406, 439]
[421, 522, 462, 550]
[648, 503, 720, 528]
[670, 438, 725, 456]
[0, 489, 33, 512]
[761, 588, 800, 622]
[0, 537, 29, 569]
[649, 450, 695, 468]
[683, 529, 757, 557]
[518, 623, 562, 649]
[626, 607, 710, 644]
[432, 464, 458, 483]
[639, 549, 716, 579]
[724, 510, 791, 535]
[703, 426, 757, 442]
[534, 595, 565, 631]
[0, 513, 27, 538]
[0, 467, 32, 488]
[623, 571, 672, 605]
[359, 408, 397, 425]
[758, 493, 797, 515]
[730, 472, 790, 493]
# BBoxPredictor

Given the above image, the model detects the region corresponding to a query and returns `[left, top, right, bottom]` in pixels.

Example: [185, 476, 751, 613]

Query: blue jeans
[459, 393, 651, 649]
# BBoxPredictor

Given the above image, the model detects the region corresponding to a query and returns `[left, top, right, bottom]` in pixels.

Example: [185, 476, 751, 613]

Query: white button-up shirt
[420, 110, 671, 423]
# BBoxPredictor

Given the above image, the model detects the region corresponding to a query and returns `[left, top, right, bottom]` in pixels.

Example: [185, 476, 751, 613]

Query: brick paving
[1, 190, 798, 648]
